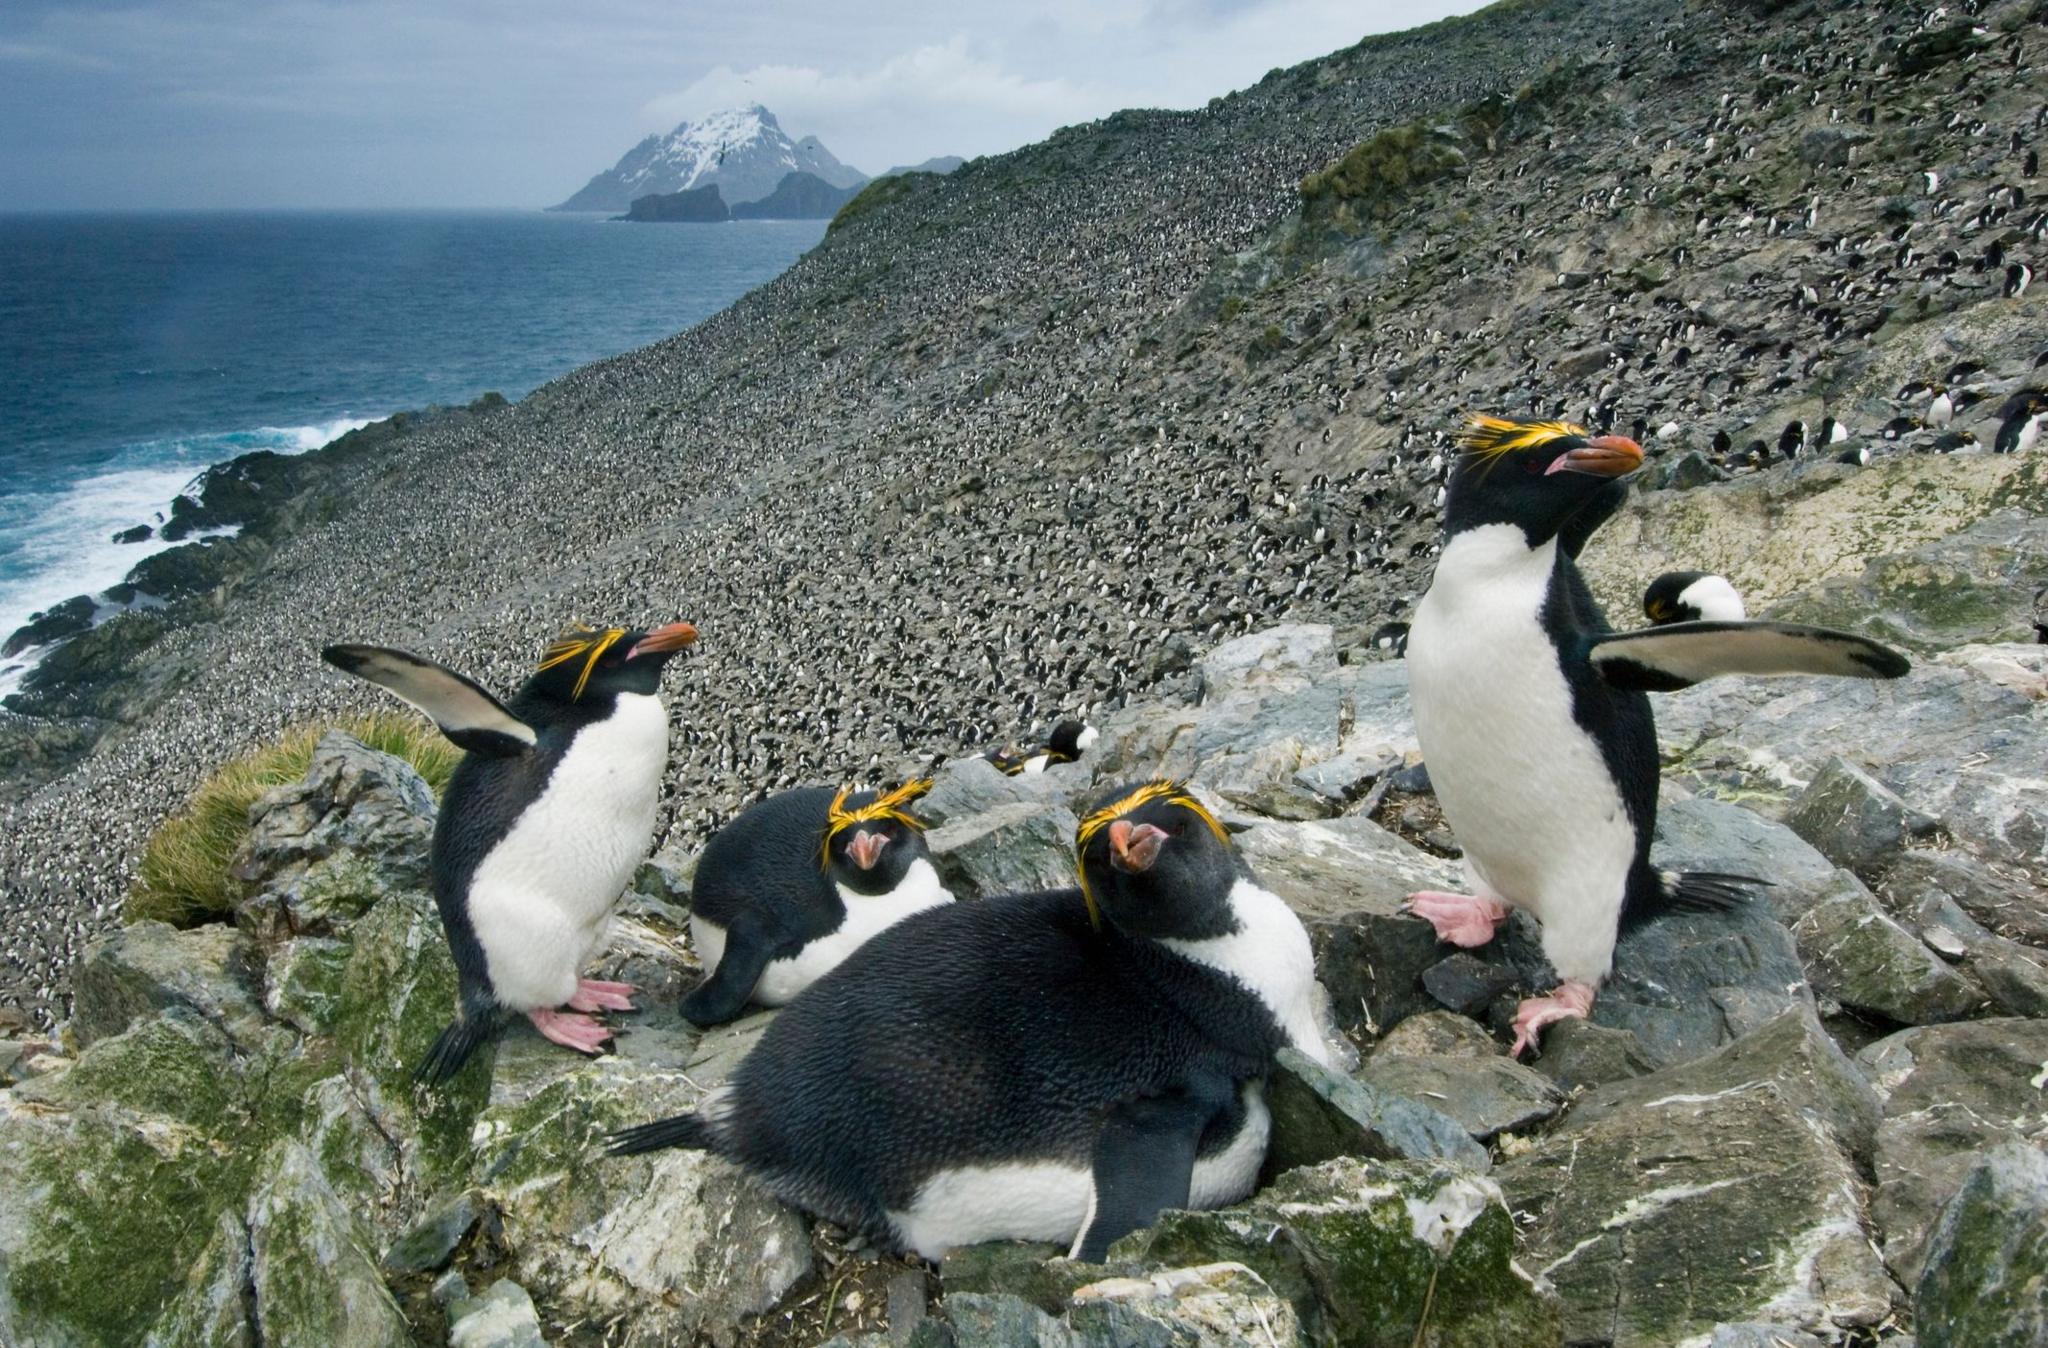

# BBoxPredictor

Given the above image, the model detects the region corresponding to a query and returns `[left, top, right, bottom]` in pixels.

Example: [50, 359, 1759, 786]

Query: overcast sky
[1, 0, 1485, 210]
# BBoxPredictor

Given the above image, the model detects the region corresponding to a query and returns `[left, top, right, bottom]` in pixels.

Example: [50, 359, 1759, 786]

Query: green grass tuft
[127, 712, 458, 928]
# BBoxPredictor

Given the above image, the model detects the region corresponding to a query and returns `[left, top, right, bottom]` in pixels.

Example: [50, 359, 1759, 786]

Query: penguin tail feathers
[414, 1015, 500, 1086]
[607, 1113, 716, 1157]
[1660, 869, 1768, 914]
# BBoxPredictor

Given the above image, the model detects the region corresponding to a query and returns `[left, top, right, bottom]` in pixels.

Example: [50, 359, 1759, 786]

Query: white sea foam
[0, 416, 373, 696]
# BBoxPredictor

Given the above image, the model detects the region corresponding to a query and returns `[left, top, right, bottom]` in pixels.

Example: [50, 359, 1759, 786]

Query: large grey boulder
[1357, 1035, 1565, 1141]
[448, 1279, 551, 1348]
[246, 1140, 412, 1347]
[1654, 646, 2048, 875]
[470, 1044, 811, 1347]
[70, 919, 270, 1050]
[1265, 1046, 1490, 1176]
[1782, 756, 1939, 881]
[1857, 1018, 2048, 1283]
[1497, 1015, 1894, 1344]
[1788, 868, 1984, 1025]
[1234, 814, 1460, 1035]
[927, 799, 1081, 898]
[1914, 1143, 2048, 1348]
[1117, 1158, 1562, 1347]
[231, 730, 438, 940]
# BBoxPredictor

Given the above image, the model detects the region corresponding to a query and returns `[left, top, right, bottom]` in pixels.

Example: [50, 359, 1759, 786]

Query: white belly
[468, 692, 669, 1009]
[755, 859, 953, 1006]
[884, 1082, 1270, 1261]
[1409, 527, 1634, 979]
[1161, 881, 1331, 1067]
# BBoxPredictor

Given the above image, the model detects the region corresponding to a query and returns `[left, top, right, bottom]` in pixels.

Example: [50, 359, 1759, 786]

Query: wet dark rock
[112, 524, 154, 545]
[2, 595, 96, 659]
[1421, 952, 1518, 1016]
[1526, 1018, 1656, 1093]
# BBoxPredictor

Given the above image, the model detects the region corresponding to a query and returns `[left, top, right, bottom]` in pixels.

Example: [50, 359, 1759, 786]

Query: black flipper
[609, 1112, 717, 1156]
[1587, 620, 1911, 692]
[679, 914, 779, 1028]
[321, 643, 536, 756]
[414, 1006, 505, 1085]
[1070, 1084, 1227, 1262]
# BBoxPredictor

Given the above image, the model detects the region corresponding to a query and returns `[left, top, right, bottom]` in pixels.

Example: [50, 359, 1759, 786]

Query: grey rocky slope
[4, 614, 2043, 1346]
[3, 0, 2047, 1040]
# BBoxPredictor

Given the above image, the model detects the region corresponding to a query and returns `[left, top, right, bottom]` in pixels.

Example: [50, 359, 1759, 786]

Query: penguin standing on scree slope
[323, 621, 698, 1082]
[681, 780, 953, 1026]
[612, 781, 1330, 1262]
[1404, 416, 1908, 1055]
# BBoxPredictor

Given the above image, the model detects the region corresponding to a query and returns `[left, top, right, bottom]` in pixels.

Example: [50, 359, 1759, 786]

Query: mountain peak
[551, 105, 861, 212]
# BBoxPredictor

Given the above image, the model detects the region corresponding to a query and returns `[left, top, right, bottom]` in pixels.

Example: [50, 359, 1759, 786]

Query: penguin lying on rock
[1403, 416, 1909, 1056]
[612, 780, 1330, 1262]
[983, 720, 1099, 775]
[1643, 570, 1746, 625]
[322, 622, 698, 1082]
[682, 780, 953, 1026]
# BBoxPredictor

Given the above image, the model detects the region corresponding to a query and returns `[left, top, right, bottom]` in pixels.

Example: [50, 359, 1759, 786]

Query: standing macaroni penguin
[1404, 416, 1909, 1055]
[683, 780, 952, 1026]
[610, 781, 1329, 1261]
[323, 622, 698, 1081]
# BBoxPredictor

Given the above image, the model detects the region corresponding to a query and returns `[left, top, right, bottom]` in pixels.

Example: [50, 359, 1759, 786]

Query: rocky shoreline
[2, 618, 2042, 1344]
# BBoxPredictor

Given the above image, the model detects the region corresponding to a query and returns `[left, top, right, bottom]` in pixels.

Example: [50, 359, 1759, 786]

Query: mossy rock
[245, 1140, 411, 1346]
[1115, 1158, 1561, 1347]
[1300, 123, 1470, 234]
[142, 1210, 255, 1348]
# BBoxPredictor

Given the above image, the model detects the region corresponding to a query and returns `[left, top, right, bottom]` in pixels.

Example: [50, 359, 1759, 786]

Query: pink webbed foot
[566, 978, 637, 1013]
[528, 1007, 615, 1055]
[1401, 890, 1511, 948]
[1510, 981, 1596, 1058]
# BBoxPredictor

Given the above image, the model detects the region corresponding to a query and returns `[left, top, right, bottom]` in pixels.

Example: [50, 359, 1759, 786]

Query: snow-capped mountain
[550, 106, 867, 212]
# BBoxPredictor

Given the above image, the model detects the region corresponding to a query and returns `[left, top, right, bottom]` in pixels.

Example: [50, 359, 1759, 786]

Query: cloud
[641, 36, 1104, 172]
[637, 0, 1478, 177]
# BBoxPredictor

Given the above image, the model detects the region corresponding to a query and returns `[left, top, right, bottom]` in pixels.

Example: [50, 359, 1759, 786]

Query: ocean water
[0, 210, 826, 691]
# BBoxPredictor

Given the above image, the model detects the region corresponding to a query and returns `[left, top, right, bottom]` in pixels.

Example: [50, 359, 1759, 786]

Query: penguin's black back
[1541, 552, 1665, 923]
[706, 888, 1279, 1233]
[690, 787, 845, 942]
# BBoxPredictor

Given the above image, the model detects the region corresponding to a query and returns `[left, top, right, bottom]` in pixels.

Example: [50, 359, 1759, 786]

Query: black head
[1075, 781, 1240, 941]
[1043, 720, 1098, 760]
[524, 622, 697, 705]
[820, 779, 934, 895]
[1643, 571, 1710, 625]
[1442, 416, 1645, 548]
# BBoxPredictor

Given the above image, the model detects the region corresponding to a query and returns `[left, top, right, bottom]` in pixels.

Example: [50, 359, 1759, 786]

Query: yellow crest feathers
[1459, 414, 1588, 459]
[1073, 780, 1229, 929]
[819, 778, 935, 868]
[536, 626, 627, 700]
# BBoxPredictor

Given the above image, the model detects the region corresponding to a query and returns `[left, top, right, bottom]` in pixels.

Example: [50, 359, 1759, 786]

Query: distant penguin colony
[322, 622, 698, 1081]
[681, 779, 953, 1026]
[1403, 416, 1909, 1054]
[612, 781, 1330, 1261]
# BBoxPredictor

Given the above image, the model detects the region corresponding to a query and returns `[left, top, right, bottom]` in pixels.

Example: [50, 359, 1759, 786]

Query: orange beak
[1545, 435, 1644, 478]
[1107, 820, 1168, 873]
[847, 829, 888, 871]
[627, 621, 698, 659]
